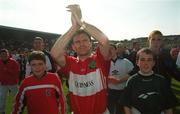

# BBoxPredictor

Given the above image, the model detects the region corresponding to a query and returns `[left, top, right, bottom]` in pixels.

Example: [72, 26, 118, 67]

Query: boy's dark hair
[0, 49, 8, 54]
[136, 48, 155, 60]
[28, 51, 46, 63]
[72, 29, 91, 43]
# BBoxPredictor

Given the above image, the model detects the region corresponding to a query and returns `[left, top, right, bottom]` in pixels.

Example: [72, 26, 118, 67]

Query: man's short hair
[34, 37, 44, 42]
[72, 29, 91, 43]
[116, 42, 124, 48]
[148, 30, 163, 41]
[0, 49, 8, 54]
[136, 48, 155, 61]
[28, 51, 46, 63]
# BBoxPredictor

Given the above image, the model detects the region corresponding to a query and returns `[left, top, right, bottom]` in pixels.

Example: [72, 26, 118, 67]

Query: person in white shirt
[108, 44, 134, 114]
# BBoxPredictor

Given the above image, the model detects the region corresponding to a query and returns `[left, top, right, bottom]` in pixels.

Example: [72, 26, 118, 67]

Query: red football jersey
[12, 72, 65, 114]
[60, 48, 110, 114]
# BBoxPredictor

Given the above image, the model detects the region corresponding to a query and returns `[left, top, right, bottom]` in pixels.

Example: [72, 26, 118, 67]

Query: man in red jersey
[51, 4, 110, 114]
[12, 51, 65, 114]
[0, 49, 20, 114]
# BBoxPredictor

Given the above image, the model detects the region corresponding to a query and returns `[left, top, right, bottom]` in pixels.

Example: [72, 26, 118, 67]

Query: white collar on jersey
[138, 71, 154, 76]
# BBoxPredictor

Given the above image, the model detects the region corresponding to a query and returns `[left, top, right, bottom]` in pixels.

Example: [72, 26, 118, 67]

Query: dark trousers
[108, 89, 124, 114]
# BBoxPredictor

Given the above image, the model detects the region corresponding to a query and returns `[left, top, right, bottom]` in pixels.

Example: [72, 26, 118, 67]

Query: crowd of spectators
[0, 39, 30, 52]
[0, 37, 179, 82]
[0, 38, 55, 82]
[0, 32, 179, 114]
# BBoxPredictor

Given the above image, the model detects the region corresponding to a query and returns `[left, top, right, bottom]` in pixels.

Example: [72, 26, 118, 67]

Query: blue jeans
[0, 85, 18, 113]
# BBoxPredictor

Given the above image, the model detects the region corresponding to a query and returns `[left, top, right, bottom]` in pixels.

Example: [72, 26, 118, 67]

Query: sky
[0, 0, 179, 41]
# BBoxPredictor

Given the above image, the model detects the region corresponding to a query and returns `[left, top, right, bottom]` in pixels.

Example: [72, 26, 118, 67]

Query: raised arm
[51, 4, 110, 66]
[50, 25, 79, 67]
[70, 4, 110, 60]
[50, 7, 81, 67]
[82, 22, 110, 60]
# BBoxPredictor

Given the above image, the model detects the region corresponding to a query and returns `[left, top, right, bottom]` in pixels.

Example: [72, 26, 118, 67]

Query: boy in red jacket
[12, 51, 65, 114]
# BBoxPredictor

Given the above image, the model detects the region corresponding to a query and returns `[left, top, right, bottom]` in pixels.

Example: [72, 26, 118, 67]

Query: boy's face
[30, 60, 46, 78]
[136, 52, 155, 74]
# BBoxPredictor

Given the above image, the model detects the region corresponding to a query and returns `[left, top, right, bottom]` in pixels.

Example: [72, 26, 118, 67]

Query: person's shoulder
[8, 58, 19, 65]
[94, 47, 105, 59]
[24, 75, 34, 80]
[129, 73, 139, 80]
[126, 73, 139, 85]
[116, 58, 132, 66]
[153, 74, 167, 83]
[66, 55, 79, 63]
[46, 72, 62, 84]
[160, 48, 170, 56]
[47, 72, 58, 78]
[122, 58, 133, 63]
[46, 72, 60, 80]
[9, 58, 17, 62]
[154, 73, 165, 79]
[20, 75, 34, 86]
[159, 48, 173, 60]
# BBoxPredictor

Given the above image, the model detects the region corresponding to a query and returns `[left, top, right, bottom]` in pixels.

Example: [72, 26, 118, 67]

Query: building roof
[0, 25, 60, 41]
